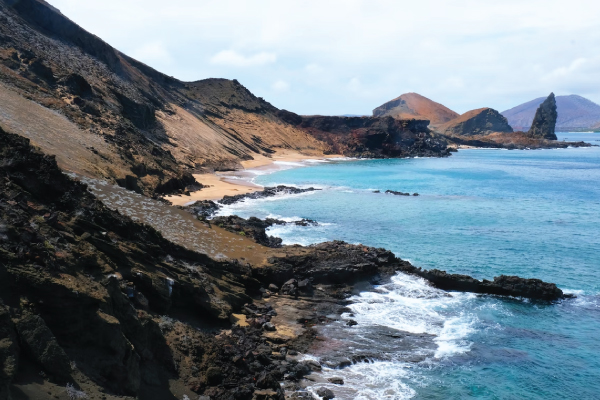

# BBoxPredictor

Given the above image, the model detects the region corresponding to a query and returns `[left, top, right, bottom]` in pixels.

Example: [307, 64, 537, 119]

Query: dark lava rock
[386, 190, 410, 196]
[205, 366, 223, 386]
[263, 322, 277, 332]
[317, 387, 335, 399]
[346, 320, 358, 327]
[529, 93, 558, 140]
[211, 215, 283, 248]
[268, 283, 279, 292]
[401, 266, 568, 301]
[220, 185, 320, 205]
[437, 107, 513, 136]
[185, 200, 220, 218]
[328, 377, 344, 385]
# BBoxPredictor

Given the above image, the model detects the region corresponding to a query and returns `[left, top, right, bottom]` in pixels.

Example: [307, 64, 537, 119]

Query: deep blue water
[218, 133, 600, 399]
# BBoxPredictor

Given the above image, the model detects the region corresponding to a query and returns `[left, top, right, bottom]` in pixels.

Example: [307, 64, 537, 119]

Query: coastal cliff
[278, 112, 451, 158]
[0, 126, 569, 399]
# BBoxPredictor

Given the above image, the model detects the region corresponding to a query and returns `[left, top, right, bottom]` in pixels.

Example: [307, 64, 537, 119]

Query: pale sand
[165, 151, 342, 206]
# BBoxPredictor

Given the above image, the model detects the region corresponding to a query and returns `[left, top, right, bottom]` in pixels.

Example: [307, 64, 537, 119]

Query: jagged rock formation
[528, 93, 558, 140]
[436, 107, 513, 136]
[372, 93, 459, 127]
[503, 94, 600, 131]
[279, 112, 451, 158]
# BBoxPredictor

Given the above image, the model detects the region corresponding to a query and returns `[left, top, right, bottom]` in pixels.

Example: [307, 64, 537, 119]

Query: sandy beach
[165, 150, 342, 206]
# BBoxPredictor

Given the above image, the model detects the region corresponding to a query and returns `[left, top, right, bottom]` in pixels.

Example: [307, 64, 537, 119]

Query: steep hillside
[502, 94, 600, 130]
[436, 107, 513, 136]
[0, 0, 327, 196]
[372, 93, 459, 126]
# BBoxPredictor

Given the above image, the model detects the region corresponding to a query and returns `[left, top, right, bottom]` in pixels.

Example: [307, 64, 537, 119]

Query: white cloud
[347, 77, 361, 93]
[210, 50, 276, 67]
[272, 80, 290, 92]
[130, 42, 173, 65]
[47, 0, 600, 114]
[542, 58, 587, 81]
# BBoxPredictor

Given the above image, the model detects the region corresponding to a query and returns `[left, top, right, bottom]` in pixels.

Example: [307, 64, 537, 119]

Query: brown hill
[372, 93, 459, 126]
[436, 107, 513, 136]
[0, 0, 327, 196]
[0, 0, 451, 199]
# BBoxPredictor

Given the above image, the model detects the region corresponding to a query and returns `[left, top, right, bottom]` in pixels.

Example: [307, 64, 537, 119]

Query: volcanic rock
[528, 93, 558, 140]
[373, 92, 459, 126]
[436, 108, 513, 136]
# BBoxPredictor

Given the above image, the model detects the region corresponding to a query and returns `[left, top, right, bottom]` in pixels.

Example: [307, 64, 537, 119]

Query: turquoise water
[218, 133, 600, 399]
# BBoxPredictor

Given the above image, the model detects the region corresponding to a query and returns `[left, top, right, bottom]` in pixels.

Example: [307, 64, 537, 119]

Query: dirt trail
[80, 176, 269, 265]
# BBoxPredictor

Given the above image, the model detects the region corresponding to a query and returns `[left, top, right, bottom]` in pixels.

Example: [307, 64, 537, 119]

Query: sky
[46, 0, 600, 115]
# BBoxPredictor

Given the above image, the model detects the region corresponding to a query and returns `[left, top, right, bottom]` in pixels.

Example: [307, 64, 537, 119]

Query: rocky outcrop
[436, 107, 513, 136]
[0, 125, 571, 399]
[211, 216, 284, 248]
[219, 185, 320, 205]
[281, 113, 451, 158]
[399, 268, 567, 301]
[258, 240, 567, 302]
[372, 93, 459, 126]
[502, 94, 600, 131]
[528, 93, 558, 140]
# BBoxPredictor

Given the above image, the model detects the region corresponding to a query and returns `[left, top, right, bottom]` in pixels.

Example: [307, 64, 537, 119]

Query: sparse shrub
[238, 231, 246, 236]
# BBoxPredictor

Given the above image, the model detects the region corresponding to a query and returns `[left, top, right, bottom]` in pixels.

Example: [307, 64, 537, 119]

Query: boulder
[316, 387, 335, 399]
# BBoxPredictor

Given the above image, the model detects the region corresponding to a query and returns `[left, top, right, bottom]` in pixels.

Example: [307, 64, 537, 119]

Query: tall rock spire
[528, 93, 558, 140]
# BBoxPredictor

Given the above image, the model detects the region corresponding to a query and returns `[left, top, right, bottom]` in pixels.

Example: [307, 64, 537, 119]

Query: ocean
[216, 133, 600, 399]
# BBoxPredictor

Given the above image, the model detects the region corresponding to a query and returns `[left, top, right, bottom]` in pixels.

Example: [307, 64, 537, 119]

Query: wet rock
[290, 391, 314, 399]
[328, 377, 344, 385]
[220, 185, 320, 205]
[346, 320, 358, 327]
[385, 190, 410, 196]
[316, 387, 335, 399]
[304, 360, 322, 371]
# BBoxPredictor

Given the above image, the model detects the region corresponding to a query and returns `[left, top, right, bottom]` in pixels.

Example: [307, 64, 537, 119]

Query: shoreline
[165, 151, 343, 205]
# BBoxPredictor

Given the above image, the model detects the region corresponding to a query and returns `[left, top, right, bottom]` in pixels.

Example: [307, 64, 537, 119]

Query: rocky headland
[437, 94, 592, 150]
[277, 112, 452, 158]
[0, 126, 571, 399]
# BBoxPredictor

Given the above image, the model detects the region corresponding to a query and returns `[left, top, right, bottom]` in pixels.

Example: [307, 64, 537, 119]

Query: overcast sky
[47, 0, 600, 115]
